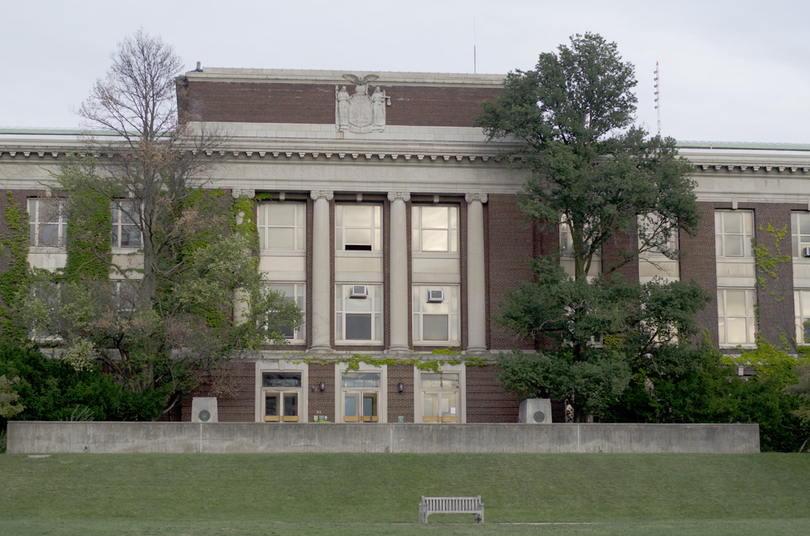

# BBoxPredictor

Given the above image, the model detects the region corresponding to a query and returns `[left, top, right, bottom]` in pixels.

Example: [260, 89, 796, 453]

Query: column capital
[310, 190, 334, 201]
[465, 193, 488, 204]
[231, 188, 256, 199]
[387, 192, 411, 202]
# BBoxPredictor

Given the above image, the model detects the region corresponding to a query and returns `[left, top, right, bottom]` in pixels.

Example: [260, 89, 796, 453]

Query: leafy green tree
[12, 31, 303, 419]
[478, 33, 707, 420]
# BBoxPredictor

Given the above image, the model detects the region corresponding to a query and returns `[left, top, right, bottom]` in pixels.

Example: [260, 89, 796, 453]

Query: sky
[2, 0, 809, 144]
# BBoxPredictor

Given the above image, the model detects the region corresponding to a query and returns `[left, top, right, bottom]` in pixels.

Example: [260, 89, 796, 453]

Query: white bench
[419, 496, 484, 524]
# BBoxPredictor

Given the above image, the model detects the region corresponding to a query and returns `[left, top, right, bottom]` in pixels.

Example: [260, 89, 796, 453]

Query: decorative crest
[336, 73, 386, 134]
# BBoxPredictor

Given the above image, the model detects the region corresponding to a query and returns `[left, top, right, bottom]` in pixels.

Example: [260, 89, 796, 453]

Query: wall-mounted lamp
[398, 381, 404, 393]
[319, 381, 326, 392]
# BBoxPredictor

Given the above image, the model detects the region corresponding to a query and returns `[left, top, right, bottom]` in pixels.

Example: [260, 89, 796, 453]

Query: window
[267, 283, 305, 341]
[795, 290, 810, 344]
[420, 372, 460, 423]
[335, 284, 382, 343]
[715, 210, 753, 258]
[28, 198, 67, 248]
[717, 289, 756, 345]
[412, 285, 460, 344]
[341, 372, 381, 422]
[111, 201, 141, 248]
[791, 212, 810, 260]
[336, 204, 381, 251]
[412, 205, 458, 253]
[258, 202, 305, 251]
[115, 280, 139, 315]
[261, 372, 302, 422]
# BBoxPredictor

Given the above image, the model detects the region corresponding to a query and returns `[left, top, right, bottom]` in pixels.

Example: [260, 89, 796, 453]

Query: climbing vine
[284, 348, 489, 373]
[751, 223, 793, 348]
[0, 192, 29, 340]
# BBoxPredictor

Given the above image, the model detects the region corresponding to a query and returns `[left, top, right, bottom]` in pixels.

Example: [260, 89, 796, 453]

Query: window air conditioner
[803, 247, 810, 258]
[427, 289, 445, 303]
[350, 285, 368, 298]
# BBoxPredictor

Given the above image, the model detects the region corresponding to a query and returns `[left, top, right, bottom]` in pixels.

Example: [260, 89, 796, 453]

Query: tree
[15, 30, 302, 418]
[477, 33, 708, 420]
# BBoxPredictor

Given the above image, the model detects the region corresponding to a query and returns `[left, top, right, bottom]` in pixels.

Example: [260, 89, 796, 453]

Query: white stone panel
[27, 251, 67, 271]
[258, 255, 306, 280]
[335, 256, 383, 274]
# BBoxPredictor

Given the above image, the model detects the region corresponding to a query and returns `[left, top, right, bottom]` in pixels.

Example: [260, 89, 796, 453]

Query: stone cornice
[184, 68, 506, 88]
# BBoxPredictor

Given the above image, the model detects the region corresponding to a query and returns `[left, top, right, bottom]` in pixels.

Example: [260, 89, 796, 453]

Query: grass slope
[2, 453, 809, 535]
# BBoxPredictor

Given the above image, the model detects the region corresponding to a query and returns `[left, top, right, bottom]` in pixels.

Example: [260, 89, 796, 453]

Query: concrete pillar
[388, 192, 411, 353]
[466, 193, 488, 354]
[310, 190, 333, 353]
[232, 189, 255, 324]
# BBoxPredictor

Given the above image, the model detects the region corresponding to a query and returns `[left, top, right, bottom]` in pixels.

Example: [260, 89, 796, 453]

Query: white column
[310, 190, 333, 353]
[465, 193, 488, 354]
[232, 189, 255, 324]
[388, 192, 411, 353]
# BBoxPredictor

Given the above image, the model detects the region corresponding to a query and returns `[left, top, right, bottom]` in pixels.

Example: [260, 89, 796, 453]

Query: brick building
[2, 68, 810, 423]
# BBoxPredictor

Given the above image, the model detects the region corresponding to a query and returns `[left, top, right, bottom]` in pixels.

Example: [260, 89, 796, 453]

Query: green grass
[2, 453, 809, 535]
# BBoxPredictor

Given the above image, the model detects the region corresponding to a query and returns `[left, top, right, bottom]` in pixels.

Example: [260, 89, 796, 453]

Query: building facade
[2, 68, 810, 423]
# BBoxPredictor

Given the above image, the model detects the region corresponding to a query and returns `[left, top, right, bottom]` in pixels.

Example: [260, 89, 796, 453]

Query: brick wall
[486, 194, 535, 350]
[602, 228, 639, 283]
[181, 360, 256, 422]
[308, 362, 336, 422]
[387, 364, 414, 422]
[751, 203, 800, 345]
[184, 82, 500, 127]
[466, 365, 520, 423]
[680, 202, 719, 346]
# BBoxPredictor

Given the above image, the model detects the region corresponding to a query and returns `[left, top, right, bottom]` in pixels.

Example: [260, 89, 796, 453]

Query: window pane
[346, 313, 372, 340]
[39, 224, 58, 246]
[724, 236, 743, 257]
[266, 228, 295, 249]
[363, 393, 377, 417]
[421, 207, 448, 228]
[265, 395, 278, 417]
[120, 226, 142, 247]
[422, 230, 448, 251]
[726, 317, 748, 344]
[284, 395, 297, 417]
[423, 314, 449, 341]
[802, 215, 810, 235]
[346, 228, 371, 245]
[345, 205, 373, 227]
[725, 290, 747, 316]
[724, 213, 742, 233]
[265, 204, 296, 226]
[345, 395, 357, 417]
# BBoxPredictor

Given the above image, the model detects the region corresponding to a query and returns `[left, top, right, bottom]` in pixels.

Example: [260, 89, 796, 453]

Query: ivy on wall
[0, 192, 29, 340]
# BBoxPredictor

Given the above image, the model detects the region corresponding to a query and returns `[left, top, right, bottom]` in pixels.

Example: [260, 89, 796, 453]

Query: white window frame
[715, 210, 753, 259]
[335, 363, 387, 423]
[413, 364, 466, 424]
[258, 201, 306, 252]
[267, 283, 306, 343]
[335, 284, 383, 344]
[795, 290, 810, 345]
[412, 205, 458, 253]
[717, 288, 757, 346]
[412, 285, 460, 345]
[111, 200, 142, 250]
[254, 361, 308, 423]
[28, 198, 67, 249]
[336, 204, 382, 252]
[791, 212, 810, 261]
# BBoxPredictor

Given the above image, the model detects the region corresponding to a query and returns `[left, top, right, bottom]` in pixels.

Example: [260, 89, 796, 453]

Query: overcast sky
[3, 0, 808, 144]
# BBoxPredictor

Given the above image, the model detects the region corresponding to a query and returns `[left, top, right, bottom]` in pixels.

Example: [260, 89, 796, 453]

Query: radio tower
[654, 62, 661, 135]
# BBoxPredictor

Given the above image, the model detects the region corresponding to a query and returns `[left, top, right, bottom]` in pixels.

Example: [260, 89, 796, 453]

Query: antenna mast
[654, 61, 661, 135]
[473, 17, 477, 74]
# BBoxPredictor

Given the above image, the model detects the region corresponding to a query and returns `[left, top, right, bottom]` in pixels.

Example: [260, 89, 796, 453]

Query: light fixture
[398, 381, 404, 393]
[319, 381, 326, 392]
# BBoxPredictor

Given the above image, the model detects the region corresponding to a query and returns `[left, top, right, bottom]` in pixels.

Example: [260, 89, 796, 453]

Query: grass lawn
[2, 453, 809, 535]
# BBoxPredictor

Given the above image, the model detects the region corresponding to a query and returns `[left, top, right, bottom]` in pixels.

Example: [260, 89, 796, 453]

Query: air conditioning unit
[518, 398, 552, 424]
[803, 246, 810, 258]
[427, 289, 444, 303]
[350, 285, 368, 298]
[191, 397, 218, 423]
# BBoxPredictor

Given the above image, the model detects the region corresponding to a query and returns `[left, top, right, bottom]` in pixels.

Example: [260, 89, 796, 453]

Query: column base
[387, 346, 411, 354]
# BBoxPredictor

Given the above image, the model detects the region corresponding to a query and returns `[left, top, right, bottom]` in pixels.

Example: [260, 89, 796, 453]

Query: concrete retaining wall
[7, 421, 760, 454]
